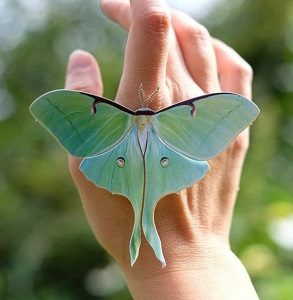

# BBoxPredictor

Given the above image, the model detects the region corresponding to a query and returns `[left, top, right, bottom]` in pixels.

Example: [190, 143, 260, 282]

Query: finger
[213, 39, 253, 152]
[172, 10, 220, 93]
[213, 39, 253, 98]
[117, 0, 171, 109]
[65, 49, 103, 95]
[100, 0, 131, 30]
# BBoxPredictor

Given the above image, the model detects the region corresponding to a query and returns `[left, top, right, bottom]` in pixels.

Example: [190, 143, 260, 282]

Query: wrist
[120, 239, 259, 300]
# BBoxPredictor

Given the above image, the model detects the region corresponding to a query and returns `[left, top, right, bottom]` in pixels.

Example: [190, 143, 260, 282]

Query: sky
[167, 0, 217, 18]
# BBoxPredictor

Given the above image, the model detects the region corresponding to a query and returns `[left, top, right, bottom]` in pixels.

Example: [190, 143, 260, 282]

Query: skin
[65, 0, 259, 299]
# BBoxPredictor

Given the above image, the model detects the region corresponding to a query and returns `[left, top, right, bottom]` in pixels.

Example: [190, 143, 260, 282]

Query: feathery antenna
[138, 84, 160, 108]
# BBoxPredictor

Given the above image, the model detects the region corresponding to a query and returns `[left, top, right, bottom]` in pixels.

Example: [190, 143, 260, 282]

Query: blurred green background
[0, 0, 292, 299]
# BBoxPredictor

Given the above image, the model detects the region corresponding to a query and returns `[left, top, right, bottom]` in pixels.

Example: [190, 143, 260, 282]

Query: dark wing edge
[155, 92, 259, 113]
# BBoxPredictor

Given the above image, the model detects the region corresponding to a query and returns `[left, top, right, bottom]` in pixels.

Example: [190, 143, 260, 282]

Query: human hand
[65, 0, 258, 298]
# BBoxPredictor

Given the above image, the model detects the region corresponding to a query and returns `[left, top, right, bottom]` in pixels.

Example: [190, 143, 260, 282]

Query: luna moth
[30, 88, 259, 267]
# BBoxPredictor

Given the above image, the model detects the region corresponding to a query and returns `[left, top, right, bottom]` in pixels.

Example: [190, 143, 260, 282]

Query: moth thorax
[134, 116, 150, 154]
[134, 114, 151, 128]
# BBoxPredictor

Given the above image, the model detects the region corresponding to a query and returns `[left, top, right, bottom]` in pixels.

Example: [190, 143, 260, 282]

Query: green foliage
[0, 0, 292, 299]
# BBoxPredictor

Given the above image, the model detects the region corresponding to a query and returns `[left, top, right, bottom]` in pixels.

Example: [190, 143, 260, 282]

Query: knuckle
[141, 10, 171, 34]
[231, 60, 253, 81]
[230, 131, 250, 154]
[187, 24, 211, 44]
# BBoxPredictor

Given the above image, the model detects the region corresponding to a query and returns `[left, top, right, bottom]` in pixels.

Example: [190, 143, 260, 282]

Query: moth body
[134, 112, 153, 154]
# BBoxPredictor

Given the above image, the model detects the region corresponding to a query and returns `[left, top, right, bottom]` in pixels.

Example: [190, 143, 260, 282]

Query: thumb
[65, 49, 103, 96]
[65, 50, 103, 182]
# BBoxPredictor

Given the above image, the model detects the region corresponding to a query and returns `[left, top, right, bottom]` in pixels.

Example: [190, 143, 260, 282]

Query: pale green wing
[80, 127, 144, 266]
[143, 129, 209, 266]
[152, 93, 260, 160]
[30, 89, 134, 157]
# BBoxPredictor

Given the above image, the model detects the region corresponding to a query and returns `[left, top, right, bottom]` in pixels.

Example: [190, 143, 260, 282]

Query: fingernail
[67, 49, 93, 73]
[65, 50, 103, 94]
[99, 0, 114, 20]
